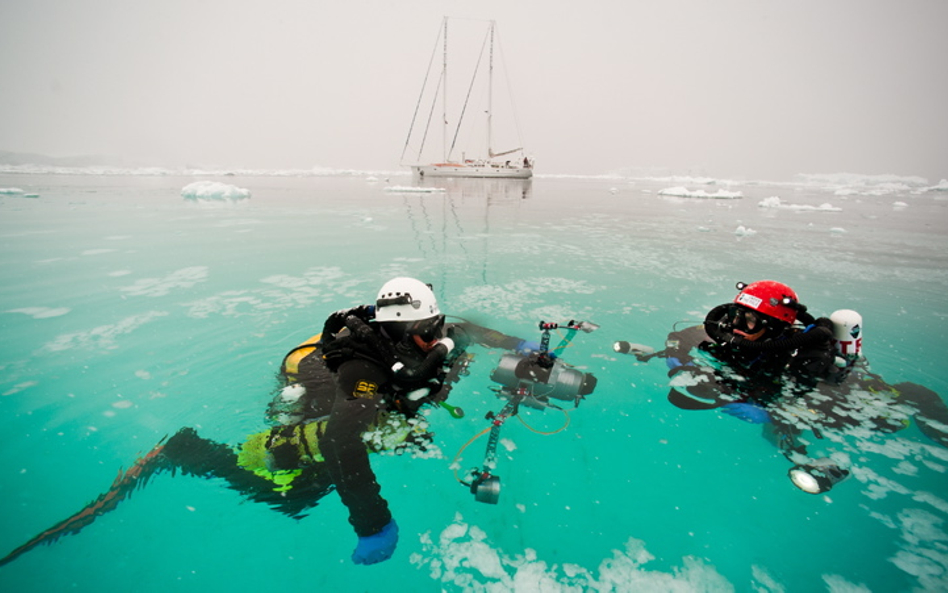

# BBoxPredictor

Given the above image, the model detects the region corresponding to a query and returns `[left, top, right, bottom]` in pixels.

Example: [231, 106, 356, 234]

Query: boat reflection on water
[397, 177, 532, 285]
[411, 175, 532, 203]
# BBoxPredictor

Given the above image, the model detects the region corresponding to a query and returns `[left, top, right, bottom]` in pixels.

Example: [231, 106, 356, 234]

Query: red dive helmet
[733, 280, 800, 324]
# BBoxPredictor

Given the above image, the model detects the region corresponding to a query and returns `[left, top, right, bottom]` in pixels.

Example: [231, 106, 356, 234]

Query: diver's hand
[721, 402, 771, 424]
[352, 520, 398, 565]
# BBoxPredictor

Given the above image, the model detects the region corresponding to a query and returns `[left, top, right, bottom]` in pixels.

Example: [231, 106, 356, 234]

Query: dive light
[788, 458, 851, 494]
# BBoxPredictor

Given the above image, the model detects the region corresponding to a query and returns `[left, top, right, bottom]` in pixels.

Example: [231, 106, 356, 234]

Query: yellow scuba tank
[281, 333, 323, 380]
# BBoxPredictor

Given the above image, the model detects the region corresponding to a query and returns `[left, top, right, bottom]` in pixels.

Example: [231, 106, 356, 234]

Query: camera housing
[490, 352, 597, 409]
[461, 321, 598, 504]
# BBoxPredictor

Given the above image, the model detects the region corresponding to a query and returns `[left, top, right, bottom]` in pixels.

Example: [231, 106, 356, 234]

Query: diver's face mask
[409, 314, 445, 351]
[382, 315, 445, 351]
[729, 305, 768, 341]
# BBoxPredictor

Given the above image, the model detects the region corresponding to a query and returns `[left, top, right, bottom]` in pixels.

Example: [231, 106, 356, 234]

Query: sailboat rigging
[401, 18, 533, 179]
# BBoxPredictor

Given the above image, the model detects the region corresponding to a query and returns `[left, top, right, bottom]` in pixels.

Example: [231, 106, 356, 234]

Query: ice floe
[920, 179, 948, 193]
[758, 196, 842, 212]
[0, 187, 38, 198]
[181, 181, 251, 201]
[44, 311, 169, 352]
[2, 381, 38, 396]
[6, 307, 71, 319]
[120, 266, 209, 297]
[658, 186, 743, 199]
[734, 225, 757, 237]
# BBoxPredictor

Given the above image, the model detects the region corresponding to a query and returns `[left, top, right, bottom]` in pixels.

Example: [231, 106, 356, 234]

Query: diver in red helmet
[701, 280, 835, 384]
[617, 280, 948, 495]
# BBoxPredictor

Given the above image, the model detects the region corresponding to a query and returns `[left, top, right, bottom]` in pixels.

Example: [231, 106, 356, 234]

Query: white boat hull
[412, 163, 533, 179]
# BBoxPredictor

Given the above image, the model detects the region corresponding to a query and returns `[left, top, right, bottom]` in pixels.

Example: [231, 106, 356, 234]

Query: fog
[1, 0, 946, 181]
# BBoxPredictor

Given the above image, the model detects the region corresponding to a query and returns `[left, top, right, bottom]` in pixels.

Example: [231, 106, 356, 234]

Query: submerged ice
[412, 513, 734, 592]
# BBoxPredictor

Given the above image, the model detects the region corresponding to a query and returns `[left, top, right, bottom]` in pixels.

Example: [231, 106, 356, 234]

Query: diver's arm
[319, 359, 392, 537]
[450, 321, 525, 352]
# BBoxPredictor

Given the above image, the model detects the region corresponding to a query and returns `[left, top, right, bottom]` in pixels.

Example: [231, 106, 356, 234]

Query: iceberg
[181, 181, 251, 201]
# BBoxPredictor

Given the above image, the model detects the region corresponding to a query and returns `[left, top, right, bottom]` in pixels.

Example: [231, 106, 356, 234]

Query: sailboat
[401, 18, 533, 179]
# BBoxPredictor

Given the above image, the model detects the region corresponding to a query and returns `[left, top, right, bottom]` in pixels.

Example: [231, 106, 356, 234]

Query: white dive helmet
[830, 309, 863, 359]
[375, 277, 440, 322]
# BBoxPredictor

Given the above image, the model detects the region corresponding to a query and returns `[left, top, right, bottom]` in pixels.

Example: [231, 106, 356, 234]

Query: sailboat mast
[442, 18, 448, 163]
[487, 20, 494, 160]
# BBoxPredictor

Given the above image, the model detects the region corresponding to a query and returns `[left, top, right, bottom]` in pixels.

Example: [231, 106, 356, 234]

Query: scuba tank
[830, 309, 862, 359]
[829, 309, 863, 382]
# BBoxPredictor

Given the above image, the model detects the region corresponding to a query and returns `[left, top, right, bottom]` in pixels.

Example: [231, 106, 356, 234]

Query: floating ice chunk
[44, 310, 169, 352]
[834, 183, 913, 197]
[658, 186, 743, 199]
[2, 381, 38, 396]
[822, 574, 871, 592]
[893, 201, 909, 209]
[923, 179, 948, 192]
[181, 181, 251, 201]
[120, 266, 208, 297]
[0, 187, 37, 197]
[758, 196, 842, 211]
[830, 227, 847, 233]
[7, 307, 71, 319]
[384, 186, 446, 193]
[734, 225, 757, 236]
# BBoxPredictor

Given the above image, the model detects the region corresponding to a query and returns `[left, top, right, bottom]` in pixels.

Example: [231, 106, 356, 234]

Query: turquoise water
[1, 172, 946, 591]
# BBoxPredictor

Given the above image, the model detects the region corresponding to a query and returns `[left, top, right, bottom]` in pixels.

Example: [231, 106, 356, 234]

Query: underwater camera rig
[463, 320, 598, 504]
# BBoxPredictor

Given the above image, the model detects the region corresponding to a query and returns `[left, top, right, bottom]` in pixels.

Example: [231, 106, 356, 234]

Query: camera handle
[467, 395, 522, 504]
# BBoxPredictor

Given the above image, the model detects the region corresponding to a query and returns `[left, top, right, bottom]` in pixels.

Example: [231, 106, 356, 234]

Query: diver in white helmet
[0, 277, 530, 568]
[291, 277, 526, 564]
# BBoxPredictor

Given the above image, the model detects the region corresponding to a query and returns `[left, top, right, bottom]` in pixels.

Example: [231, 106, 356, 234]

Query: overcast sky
[1, 0, 946, 181]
